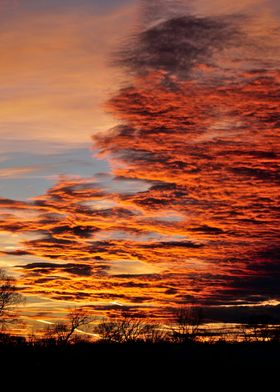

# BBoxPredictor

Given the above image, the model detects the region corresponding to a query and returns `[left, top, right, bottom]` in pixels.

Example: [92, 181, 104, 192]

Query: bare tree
[141, 323, 169, 343]
[94, 320, 122, 343]
[95, 312, 159, 343]
[270, 325, 280, 342]
[170, 306, 203, 343]
[243, 315, 277, 342]
[45, 307, 93, 344]
[0, 268, 24, 328]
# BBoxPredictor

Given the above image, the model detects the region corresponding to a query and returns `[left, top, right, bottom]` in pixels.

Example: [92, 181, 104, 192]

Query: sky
[0, 0, 280, 333]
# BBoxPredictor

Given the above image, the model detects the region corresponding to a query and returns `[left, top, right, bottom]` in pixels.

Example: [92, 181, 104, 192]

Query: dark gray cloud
[171, 304, 280, 324]
[230, 166, 280, 183]
[51, 225, 99, 238]
[190, 225, 225, 234]
[141, 241, 203, 249]
[116, 14, 241, 78]
[90, 207, 136, 218]
[22, 262, 109, 276]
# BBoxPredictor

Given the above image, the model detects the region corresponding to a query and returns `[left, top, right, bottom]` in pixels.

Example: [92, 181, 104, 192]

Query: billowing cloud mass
[0, 0, 280, 324]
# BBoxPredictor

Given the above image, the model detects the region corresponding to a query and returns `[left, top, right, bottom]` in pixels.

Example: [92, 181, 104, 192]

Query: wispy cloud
[0, 1, 136, 149]
[0, 166, 41, 178]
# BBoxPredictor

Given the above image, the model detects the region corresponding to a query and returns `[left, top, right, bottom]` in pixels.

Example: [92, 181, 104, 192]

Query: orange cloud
[1, 2, 280, 332]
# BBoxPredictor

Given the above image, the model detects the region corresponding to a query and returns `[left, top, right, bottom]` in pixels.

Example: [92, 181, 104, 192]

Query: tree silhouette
[171, 306, 203, 343]
[241, 314, 279, 342]
[45, 307, 93, 344]
[0, 268, 24, 328]
[95, 312, 162, 343]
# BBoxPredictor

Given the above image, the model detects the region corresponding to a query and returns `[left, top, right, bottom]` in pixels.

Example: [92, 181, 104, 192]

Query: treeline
[1, 308, 280, 378]
[2, 306, 280, 346]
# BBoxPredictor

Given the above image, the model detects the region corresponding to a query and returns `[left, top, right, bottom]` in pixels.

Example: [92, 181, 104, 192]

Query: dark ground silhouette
[1, 340, 279, 378]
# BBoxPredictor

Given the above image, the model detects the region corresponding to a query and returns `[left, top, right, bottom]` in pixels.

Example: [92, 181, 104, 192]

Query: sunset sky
[0, 0, 280, 333]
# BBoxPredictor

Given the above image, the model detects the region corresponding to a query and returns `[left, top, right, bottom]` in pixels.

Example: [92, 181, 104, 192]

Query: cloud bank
[0, 0, 279, 322]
